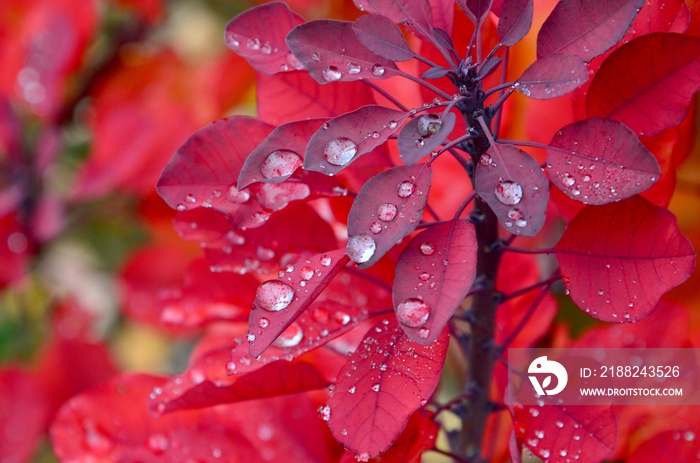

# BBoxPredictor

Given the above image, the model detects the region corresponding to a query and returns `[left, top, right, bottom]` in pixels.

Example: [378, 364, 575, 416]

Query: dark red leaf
[238, 118, 327, 189]
[358, 0, 435, 36]
[457, 0, 493, 24]
[287, 20, 399, 84]
[224, 2, 306, 75]
[392, 220, 477, 344]
[347, 164, 432, 267]
[352, 14, 416, 62]
[497, 0, 533, 46]
[546, 118, 660, 205]
[586, 33, 700, 137]
[398, 111, 457, 165]
[174, 204, 337, 275]
[327, 318, 448, 459]
[475, 143, 549, 236]
[304, 105, 409, 175]
[555, 196, 695, 322]
[256, 71, 374, 125]
[156, 116, 275, 226]
[515, 54, 588, 99]
[510, 398, 617, 463]
[628, 429, 700, 463]
[248, 249, 349, 358]
[338, 410, 439, 463]
[537, 0, 644, 61]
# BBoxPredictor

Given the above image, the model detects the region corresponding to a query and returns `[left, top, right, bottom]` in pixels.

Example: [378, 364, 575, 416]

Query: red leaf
[327, 318, 448, 458]
[546, 118, 660, 205]
[287, 20, 399, 84]
[352, 14, 416, 62]
[475, 143, 549, 236]
[457, 0, 493, 24]
[156, 116, 275, 226]
[510, 398, 617, 463]
[256, 71, 374, 125]
[392, 220, 477, 344]
[586, 33, 700, 137]
[224, 2, 306, 75]
[628, 429, 700, 463]
[304, 105, 409, 175]
[427, 0, 455, 34]
[347, 164, 432, 267]
[515, 54, 588, 100]
[248, 249, 350, 357]
[497, 0, 533, 46]
[555, 196, 695, 322]
[537, 0, 644, 61]
[338, 410, 439, 463]
[359, 0, 435, 36]
[397, 111, 457, 165]
[238, 118, 326, 189]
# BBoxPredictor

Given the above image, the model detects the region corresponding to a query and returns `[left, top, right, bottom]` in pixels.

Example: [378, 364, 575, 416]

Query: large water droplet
[495, 180, 523, 205]
[420, 242, 436, 255]
[324, 137, 357, 166]
[377, 203, 398, 221]
[261, 150, 302, 179]
[347, 62, 361, 74]
[347, 235, 376, 263]
[255, 281, 295, 311]
[562, 172, 576, 187]
[322, 66, 342, 82]
[272, 322, 303, 348]
[300, 266, 314, 281]
[416, 114, 442, 137]
[397, 181, 415, 198]
[371, 65, 385, 76]
[397, 298, 430, 327]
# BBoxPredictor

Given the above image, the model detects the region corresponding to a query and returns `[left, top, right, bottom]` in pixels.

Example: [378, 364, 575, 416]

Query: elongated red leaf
[398, 111, 456, 165]
[304, 105, 409, 175]
[629, 429, 700, 463]
[352, 14, 416, 62]
[555, 196, 695, 322]
[360, 0, 435, 35]
[256, 71, 374, 125]
[475, 143, 549, 236]
[156, 116, 274, 221]
[347, 164, 432, 267]
[392, 220, 477, 344]
[327, 318, 448, 458]
[151, 359, 329, 414]
[287, 20, 399, 85]
[224, 2, 306, 74]
[238, 118, 326, 189]
[586, 33, 700, 137]
[457, 0, 493, 24]
[497, 0, 533, 46]
[338, 410, 438, 463]
[537, 0, 644, 61]
[510, 398, 617, 463]
[547, 118, 660, 205]
[515, 54, 588, 99]
[248, 249, 349, 357]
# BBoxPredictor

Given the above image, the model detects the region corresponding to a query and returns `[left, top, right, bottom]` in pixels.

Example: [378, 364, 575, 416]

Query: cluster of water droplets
[314, 52, 386, 82]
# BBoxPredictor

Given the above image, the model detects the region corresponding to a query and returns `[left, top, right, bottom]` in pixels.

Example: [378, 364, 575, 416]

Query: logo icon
[528, 356, 568, 396]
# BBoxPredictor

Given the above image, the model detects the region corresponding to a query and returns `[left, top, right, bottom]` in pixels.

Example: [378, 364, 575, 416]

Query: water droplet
[396, 298, 430, 327]
[563, 173, 576, 187]
[227, 185, 250, 203]
[369, 221, 383, 234]
[347, 62, 361, 74]
[272, 322, 304, 348]
[347, 235, 377, 263]
[319, 405, 331, 421]
[388, 120, 398, 129]
[418, 327, 430, 339]
[185, 194, 196, 203]
[555, 421, 564, 428]
[255, 281, 295, 311]
[535, 430, 545, 439]
[583, 174, 592, 182]
[419, 272, 430, 281]
[684, 431, 696, 442]
[261, 150, 302, 179]
[416, 114, 442, 137]
[529, 407, 540, 417]
[397, 180, 415, 198]
[260, 42, 272, 54]
[246, 332, 256, 342]
[371, 383, 381, 392]
[312, 307, 329, 323]
[300, 266, 314, 280]
[311, 52, 320, 61]
[258, 317, 270, 328]
[420, 242, 436, 255]
[324, 137, 357, 165]
[322, 66, 342, 82]
[495, 180, 523, 205]
[377, 203, 398, 221]
[507, 208, 523, 220]
[320, 255, 332, 266]
[357, 452, 370, 462]
[371, 65, 385, 76]
[147, 433, 170, 455]
[480, 154, 493, 166]
[334, 311, 351, 325]
[560, 449, 568, 457]
[247, 38, 261, 50]
[541, 449, 551, 458]
[256, 246, 275, 261]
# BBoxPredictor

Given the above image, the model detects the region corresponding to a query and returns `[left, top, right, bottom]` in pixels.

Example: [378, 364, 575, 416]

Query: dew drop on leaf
[369, 221, 383, 234]
[271, 322, 304, 348]
[416, 114, 442, 137]
[419, 272, 430, 281]
[420, 242, 436, 256]
[562, 172, 576, 187]
[226, 185, 250, 203]
[377, 203, 398, 221]
[255, 280, 295, 311]
[320, 255, 332, 266]
[347, 62, 361, 74]
[347, 235, 377, 263]
[258, 317, 270, 328]
[147, 433, 170, 455]
[322, 66, 342, 82]
[418, 327, 430, 339]
[299, 266, 314, 280]
[371, 383, 380, 392]
[261, 150, 303, 179]
[397, 180, 416, 198]
[480, 154, 494, 166]
[396, 298, 430, 327]
[372, 65, 385, 76]
[324, 137, 357, 165]
[494, 180, 523, 205]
